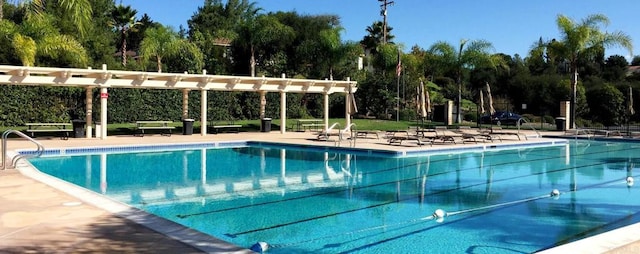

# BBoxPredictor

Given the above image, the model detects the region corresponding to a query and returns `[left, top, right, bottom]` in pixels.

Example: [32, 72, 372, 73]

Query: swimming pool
[26, 140, 640, 253]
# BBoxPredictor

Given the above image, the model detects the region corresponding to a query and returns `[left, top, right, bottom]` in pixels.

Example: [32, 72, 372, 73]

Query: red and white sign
[100, 92, 108, 99]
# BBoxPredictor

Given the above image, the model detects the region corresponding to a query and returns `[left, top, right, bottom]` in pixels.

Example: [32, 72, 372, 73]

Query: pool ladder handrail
[339, 123, 357, 148]
[1, 129, 45, 170]
[517, 118, 540, 139]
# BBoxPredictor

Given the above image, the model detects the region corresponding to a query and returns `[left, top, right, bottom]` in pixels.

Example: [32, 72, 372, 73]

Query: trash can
[261, 118, 272, 132]
[71, 119, 86, 138]
[555, 117, 566, 131]
[182, 119, 194, 135]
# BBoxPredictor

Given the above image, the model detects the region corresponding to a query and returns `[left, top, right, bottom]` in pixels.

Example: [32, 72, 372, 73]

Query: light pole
[378, 0, 394, 45]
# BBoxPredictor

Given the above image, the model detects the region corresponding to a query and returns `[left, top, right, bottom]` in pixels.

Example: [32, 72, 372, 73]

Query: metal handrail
[2, 130, 45, 170]
[517, 118, 540, 138]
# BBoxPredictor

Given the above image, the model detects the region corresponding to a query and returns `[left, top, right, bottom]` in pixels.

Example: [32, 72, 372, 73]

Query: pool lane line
[149, 143, 604, 206]
[176, 143, 631, 218]
[269, 191, 555, 250]
[222, 160, 623, 238]
[335, 176, 634, 254]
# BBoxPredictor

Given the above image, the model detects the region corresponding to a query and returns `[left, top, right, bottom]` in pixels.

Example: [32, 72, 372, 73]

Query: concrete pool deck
[0, 130, 639, 253]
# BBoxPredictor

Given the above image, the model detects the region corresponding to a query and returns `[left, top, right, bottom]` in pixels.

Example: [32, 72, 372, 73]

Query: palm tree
[110, 4, 139, 66]
[139, 25, 204, 73]
[547, 14, 632, 128]
[8, 0, 92, 37]
[360, 21, 394, 55]
[318, 26, 345, 80]
[428, 39, 505, 123]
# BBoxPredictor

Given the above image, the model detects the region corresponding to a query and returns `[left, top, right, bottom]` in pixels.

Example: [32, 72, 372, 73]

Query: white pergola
[0, 64, 358, 139]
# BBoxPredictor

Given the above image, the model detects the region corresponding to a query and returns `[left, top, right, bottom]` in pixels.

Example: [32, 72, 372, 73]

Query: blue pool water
[27, 140, 640, 253]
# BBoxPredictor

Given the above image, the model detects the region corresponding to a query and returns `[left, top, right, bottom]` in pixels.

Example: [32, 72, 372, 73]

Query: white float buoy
[433, 209, 446, 218]
[550, 189, 560, 197]
[627, 177, 634, 187]
[250, 241, 269, 253]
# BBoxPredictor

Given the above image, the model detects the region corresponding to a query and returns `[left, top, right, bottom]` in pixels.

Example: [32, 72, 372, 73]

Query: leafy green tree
[586, 83, 625, 126]
[631, 56, 640, 66]
[547, 14, 633, 128]
[428, 39, 505, 123]
[110, 4, 139, 66]
[602, 55, 629, 82]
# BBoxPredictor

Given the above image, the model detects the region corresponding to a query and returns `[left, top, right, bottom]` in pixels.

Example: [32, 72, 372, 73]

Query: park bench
[134, 121, 175, 137]
[209, 121, 242, 134]
[25, 123, 73, 140]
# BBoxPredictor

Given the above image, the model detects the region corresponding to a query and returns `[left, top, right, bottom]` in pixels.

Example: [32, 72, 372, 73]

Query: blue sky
[125, 0, 639, 59]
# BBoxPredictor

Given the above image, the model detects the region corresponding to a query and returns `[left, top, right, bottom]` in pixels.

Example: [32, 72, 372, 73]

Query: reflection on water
[28, 140, 640, 253]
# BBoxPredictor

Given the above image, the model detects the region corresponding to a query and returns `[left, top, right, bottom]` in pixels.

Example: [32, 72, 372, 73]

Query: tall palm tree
[110, 4, 139, 66]
[547, 14, 632, 128]
[8, 0, 92, 37]
[428, 39, 505, 123]
[139, 25, 202, 73]
[2, 13, 87, 66]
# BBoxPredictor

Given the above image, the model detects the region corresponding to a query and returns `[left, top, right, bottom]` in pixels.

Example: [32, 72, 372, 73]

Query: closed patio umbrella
[630, 86, 635, 116]
[348, 86, 358, 115]
[425, 83, 432, 114]
[419, 80, 428, 118]
[479, 90, 485, 115]
[486, 82, 495, 115]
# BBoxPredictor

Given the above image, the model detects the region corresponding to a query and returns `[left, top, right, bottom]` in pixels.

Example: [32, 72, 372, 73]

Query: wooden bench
[135, 121, 175, 137]
[295, 119, 323, 132]
[209, 121, 241, 134]
[25, 123, 73, 140]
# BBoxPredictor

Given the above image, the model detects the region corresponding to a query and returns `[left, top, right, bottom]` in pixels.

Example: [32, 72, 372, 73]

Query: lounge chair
[455, 126, 501, 143]
[488, 126, 524, 140]
[433, 126, 466, 144]
[316, 123, 353, 141]
[386, 130, 432, 146]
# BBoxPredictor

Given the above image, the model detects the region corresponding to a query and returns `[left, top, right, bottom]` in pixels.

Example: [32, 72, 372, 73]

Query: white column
[100, 87, 108, 139]
[345, 92, 351, 130]
[345, 77, 351, 129]
[85, 87, 93, 138]
[323, 92, 329, 131]
[280, 91, 286, 134]
[200, 90, 208, 136]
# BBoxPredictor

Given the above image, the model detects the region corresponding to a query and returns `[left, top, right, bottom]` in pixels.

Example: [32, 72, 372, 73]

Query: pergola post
[99, 87, 108, 140]
[280, 91, 286, 134]
[259, 90, 267, 120]
[200, 90, 208, 136]
[345, 77, 351, 130]
[85, 87, 93, 138]
[323, 92, 329, 131]
[182, 89, 190, 120]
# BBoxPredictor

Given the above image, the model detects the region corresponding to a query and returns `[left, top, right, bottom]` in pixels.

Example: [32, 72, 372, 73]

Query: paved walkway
[1, 130, 639, 253]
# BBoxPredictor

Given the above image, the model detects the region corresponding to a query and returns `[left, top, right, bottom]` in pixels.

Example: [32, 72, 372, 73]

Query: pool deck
[1, 130, 639, 253]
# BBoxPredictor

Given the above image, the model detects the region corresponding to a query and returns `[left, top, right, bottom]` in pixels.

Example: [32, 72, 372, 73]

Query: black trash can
[182, 119, 194, 135]
[71, 119, 86, 138]
[261, 118, 272, 132]
[555, 117, 566, 131]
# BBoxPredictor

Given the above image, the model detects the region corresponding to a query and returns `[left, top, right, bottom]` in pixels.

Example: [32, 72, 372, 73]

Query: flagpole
[396, 70, 400, 122]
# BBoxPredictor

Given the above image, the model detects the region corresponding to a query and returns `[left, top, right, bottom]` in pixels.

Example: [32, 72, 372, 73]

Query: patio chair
[455, 126, 501, 143]
[434, 126, 465, 144]
[488, 126, 524, 140]
[316, 123, 353, 141]
[386, 130, 432, 146]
